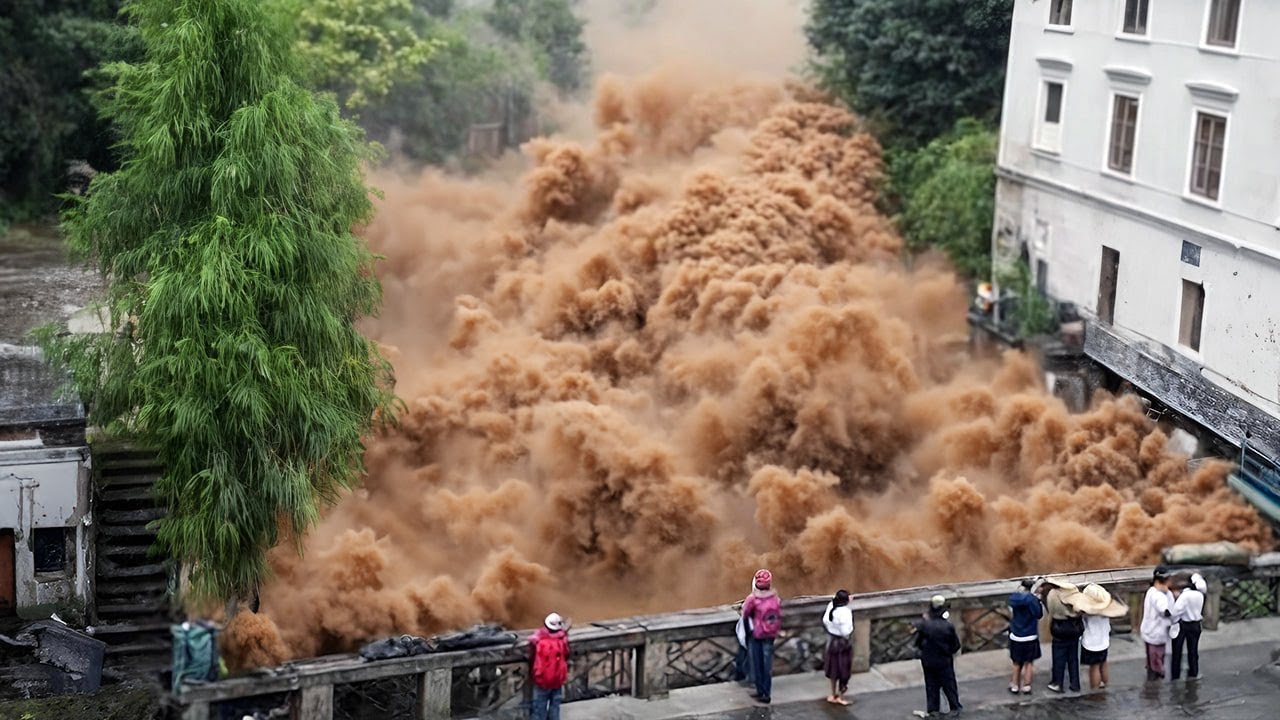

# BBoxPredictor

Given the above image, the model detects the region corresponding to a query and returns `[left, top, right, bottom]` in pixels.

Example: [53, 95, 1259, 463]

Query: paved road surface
[562, 617, 1280, 720]
[673, 642, 1279, 720]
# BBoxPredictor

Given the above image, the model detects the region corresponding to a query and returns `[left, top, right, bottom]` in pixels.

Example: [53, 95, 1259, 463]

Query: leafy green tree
[806, 0, 1012, 146]
[0, 0, 141, 221]
[293, 0, 442, 108]
[359, 15, 538, 165]
[40, 0, 395, 601]
[486, 0, 587, 92]
[894, 119, 997, 280]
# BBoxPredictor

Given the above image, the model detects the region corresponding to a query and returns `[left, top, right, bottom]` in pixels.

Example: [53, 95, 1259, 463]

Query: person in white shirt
[822, 589, 854, 705]
[1139, 566, 1175, 681]
[1062, 583, 1128, 690]
[1171, 573, 1206, 680]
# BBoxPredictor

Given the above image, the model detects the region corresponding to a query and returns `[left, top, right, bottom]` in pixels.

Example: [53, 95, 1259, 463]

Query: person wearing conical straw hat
[1062, 583, 1128, 690]
[1043, 577, 1083, 693]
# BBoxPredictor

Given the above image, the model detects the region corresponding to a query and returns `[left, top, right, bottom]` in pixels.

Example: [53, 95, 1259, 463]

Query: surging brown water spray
[221, 68, 1270, 669]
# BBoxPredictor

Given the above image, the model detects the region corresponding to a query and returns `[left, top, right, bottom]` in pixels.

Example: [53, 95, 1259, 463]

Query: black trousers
[922, 661, 961, 713]
[1171, 620, 1202, 679]
[1050, 637, 1080, 691]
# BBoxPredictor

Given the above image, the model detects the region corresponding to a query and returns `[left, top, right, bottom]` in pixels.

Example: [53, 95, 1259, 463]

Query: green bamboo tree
[41, 0, 395, 602]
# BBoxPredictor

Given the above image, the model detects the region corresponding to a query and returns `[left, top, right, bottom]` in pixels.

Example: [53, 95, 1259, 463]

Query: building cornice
[1103, 65, 1153, 86]
[1035, 56, 1074, 75]
[1186, 80, 1240, 104]
[995, 164, 1280, 268]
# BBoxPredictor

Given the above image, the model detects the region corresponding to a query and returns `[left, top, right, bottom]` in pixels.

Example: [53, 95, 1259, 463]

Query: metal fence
[180, 557, 1280, 720]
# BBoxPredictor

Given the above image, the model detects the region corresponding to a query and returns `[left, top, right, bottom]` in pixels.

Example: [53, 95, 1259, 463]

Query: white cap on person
[544, 612, 565, 631]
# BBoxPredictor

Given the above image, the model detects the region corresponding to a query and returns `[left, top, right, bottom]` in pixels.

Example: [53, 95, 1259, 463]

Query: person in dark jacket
[1008, 577, 1043, 694]
[912, 595, 962, 716]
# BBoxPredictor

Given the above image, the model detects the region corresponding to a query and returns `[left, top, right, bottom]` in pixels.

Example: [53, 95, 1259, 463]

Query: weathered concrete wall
[0, 445, 93, 620]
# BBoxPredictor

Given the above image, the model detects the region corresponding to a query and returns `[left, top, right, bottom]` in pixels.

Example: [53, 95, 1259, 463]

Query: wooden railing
[178, 555, 1280, 720]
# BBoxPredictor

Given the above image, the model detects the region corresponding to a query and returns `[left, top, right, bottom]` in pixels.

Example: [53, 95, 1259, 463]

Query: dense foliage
[40, 0, 394, 601]
[806, 0, 1012, 146]
[486, 0, 588, 92]
[1, 0, 590, 224]
[1000, 258, 1058, 337]
[358, 12, 540, 165]
[893, 119, 997, 279]
[352, 0, 587, 165]
[292, 0, 442, 109]
[0, 0, 141, 222]
[806, 0, 1013, 284]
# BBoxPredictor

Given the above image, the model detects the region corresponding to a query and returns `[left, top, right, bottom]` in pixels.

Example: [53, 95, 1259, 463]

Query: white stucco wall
[996, 0, 1280, 412]
[0, 446, 92, 617]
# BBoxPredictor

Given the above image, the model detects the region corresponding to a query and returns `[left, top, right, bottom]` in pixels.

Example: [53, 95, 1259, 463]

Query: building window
[1179, 280, 1205, 351]
[1181, 241, 1202, 267]
[1122, 0, 1150, 35]
[1205, 0, 1242, 48]
[1050, 0, 1073, 26]
[33, 528, 69, 574]
[1035, 259, 1049, 296]
[1107, 95, 1140, 174]
[1189, 111, 1227, 201]
[1036, 81, 1065, 153]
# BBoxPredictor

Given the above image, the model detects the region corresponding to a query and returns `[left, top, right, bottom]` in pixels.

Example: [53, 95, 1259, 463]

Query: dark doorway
[1180, 280, 1205, 351]
[1098, 246, 1120, 324]
[0, 529, 14, 615]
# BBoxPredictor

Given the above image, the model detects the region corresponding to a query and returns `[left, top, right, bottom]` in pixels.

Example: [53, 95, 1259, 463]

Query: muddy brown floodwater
[222, 67, 1272, 669]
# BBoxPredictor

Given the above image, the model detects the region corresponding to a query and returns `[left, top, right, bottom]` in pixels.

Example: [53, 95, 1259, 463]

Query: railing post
[1203, 577, 1222, 631]
[637, 637, 669, 699]
[415, 668, 452, 719]
[950, 608, 967, 652]
[291, 684, 333, 720]
[632, 644, 646, 697]
[180, 700, 210, 720]
[851, 614, 872, 673]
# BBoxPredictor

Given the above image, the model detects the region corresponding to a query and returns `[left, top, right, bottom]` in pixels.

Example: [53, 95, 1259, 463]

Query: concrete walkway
[558, 617, 1280, 720]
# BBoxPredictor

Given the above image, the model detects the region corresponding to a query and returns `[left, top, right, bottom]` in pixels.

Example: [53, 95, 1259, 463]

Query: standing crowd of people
[524, 565, 1208, 718]
[1007, 565, 1206, 703]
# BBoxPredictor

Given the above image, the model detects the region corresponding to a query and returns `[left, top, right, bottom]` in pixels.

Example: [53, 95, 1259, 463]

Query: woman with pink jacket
[741, 569, 783, 705]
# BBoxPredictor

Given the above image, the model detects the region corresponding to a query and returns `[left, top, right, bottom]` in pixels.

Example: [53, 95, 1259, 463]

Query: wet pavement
[0, 223, 100, 343]
[671, 642, 1280, 720]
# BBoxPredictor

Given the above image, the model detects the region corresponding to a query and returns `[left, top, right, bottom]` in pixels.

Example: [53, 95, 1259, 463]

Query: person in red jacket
[741, 568, 783, 705]
[529, 612, 570, 720]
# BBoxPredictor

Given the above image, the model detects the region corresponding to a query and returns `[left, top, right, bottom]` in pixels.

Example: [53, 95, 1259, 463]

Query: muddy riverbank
[0, 224, 100, 344]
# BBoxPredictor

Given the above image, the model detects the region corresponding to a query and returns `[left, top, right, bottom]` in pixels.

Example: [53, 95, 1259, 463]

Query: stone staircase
[89, 445, 175, 680]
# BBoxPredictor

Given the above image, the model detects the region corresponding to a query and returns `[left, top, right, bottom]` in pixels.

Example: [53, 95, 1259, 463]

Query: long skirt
[824, 635, 853, 687]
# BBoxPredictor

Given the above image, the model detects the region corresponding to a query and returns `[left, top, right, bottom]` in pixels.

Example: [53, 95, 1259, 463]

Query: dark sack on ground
[360, 634, 431, 661]
[429, 623, 518, 652]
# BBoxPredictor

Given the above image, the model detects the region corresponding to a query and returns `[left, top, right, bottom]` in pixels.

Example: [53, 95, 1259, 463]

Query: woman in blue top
[1008, 578, 1044, 694]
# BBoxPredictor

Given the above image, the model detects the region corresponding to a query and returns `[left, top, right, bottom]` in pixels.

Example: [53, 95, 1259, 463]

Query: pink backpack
[752, 595, 782, 638]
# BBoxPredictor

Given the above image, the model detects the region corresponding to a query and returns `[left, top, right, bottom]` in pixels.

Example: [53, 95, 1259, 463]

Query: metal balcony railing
[175, 557, 1280, 720]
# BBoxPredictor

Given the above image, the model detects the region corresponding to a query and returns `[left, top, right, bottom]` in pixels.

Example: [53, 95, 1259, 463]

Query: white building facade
[0, 346, 94, 621]
[994, 0, 1280, 460]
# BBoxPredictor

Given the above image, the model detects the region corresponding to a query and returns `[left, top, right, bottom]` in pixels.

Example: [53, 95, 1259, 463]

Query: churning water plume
[223, 65, 1270, 667]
